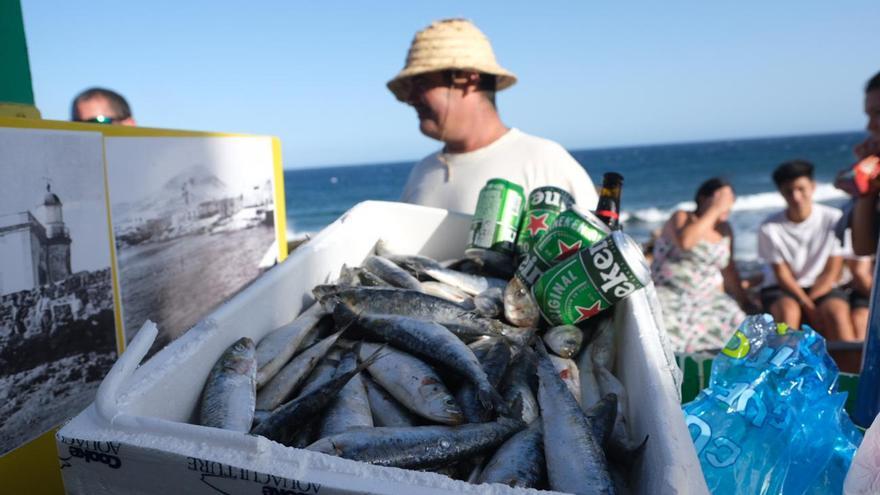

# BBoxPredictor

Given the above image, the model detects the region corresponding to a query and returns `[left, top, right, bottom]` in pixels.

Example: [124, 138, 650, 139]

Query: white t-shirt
[757, 203, 844, 288]
[400, 128, 598, 214]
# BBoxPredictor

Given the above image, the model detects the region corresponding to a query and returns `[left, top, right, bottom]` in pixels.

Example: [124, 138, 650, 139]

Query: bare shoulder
[670, 210, 690, 228]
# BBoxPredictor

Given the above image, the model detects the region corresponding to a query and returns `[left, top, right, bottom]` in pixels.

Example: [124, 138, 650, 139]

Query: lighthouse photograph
[0, 128, 117, 456]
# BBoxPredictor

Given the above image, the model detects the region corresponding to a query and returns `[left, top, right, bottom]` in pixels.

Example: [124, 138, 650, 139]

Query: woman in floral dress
[652, 178, 749, 352]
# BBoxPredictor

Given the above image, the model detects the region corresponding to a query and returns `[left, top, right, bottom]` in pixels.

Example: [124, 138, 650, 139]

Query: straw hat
[387, 18, 518, 102]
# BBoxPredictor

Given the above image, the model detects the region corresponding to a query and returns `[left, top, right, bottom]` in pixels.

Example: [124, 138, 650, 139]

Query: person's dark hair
[772, 160, 814, 187]
[446, 70, 497, 107]
[477, 73, 497, 107]
[71, 87, 132, 121]
[866, 71, 880, 93]
[694, 177, 733, 205]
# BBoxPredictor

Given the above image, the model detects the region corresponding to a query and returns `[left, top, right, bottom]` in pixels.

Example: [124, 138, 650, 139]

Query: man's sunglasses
[76, 115, 118, 124]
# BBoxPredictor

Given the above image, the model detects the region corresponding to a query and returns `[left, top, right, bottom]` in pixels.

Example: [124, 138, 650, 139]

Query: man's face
[778, 176, 815, 214]
[405, 71, 464, 141]
[866, 90, 880, 140]
[74, 96, 134, 126]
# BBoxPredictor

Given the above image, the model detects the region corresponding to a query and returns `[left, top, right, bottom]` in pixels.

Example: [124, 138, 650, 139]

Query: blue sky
[22, 1, 880, 169]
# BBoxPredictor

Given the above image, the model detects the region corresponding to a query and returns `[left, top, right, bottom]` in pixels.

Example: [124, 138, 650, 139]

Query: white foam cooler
[56, 201, 708, 494]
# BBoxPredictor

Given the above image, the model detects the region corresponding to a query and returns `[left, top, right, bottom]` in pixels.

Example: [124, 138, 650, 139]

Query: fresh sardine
[358, 342, 462, 425]
[363, 255, 423, 291]
[338, 308, 504, 412]
[306, 418, 525, 469]
[296, 348, 343, 397]
[362, 374, 419, 427]
[503, 278, 541, 328]
[419, 281, 474, 307]
[500, 352, 540, 425]
[256, 330, 343, 410]
[255, 303, 326, 387]
[198, 337, 256, 432]
[544, 325, 584, 358]
[473, 287, 504, 319]
[317, 287, 531, 345]
[577, 344, 603, 410]
[319, 371, 373, 438]
[590, 313, 616, 371]
[457, 337, 512, 423]
[477, 421, 545, 488]
[251, 346, 385, 445]
[585, 393, 618, 446]
[550, 355, 581, 407]
[536, 342, 614, 495]
[385, 253, 507, 296]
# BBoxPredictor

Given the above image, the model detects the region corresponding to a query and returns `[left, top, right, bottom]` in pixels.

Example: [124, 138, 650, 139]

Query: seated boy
[758, 160, 855, 341]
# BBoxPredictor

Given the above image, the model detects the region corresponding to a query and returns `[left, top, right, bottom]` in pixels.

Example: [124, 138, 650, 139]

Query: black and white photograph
[105, 136, 279, 352]
[0, 128, 117, 457]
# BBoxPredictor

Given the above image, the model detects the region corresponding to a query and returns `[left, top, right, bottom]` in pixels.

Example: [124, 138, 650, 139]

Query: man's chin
[419, 123, 443, 141]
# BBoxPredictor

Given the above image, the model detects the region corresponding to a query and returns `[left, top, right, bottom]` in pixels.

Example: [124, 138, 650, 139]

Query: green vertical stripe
[0, 0, 35, 105]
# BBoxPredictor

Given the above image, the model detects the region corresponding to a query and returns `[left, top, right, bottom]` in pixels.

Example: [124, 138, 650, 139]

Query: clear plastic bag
[683, 314, 862, 494]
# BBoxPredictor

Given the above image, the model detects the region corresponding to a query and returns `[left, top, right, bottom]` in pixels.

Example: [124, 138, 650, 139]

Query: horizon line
[284, 128, 866, 171]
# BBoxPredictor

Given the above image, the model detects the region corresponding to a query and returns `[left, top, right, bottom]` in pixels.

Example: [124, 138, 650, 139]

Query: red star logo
[555, 239, 582, 260]
[574, 301, 602, 323]
[526, 213, 550, 236]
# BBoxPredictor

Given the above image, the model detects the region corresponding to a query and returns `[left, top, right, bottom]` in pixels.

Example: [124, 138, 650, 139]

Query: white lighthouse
[43, 184, 72, 283]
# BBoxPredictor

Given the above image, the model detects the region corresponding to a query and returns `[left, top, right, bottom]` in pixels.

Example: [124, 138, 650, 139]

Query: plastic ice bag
[683, 314, 862, 495]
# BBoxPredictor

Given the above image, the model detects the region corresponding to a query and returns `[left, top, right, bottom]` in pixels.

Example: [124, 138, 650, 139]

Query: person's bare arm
[721, 226, 750, 308]
[772, 262, 814, 311]
[848, 258, 874, 296]
[671, 188, 734, 250]
[853, 193, 879, 256]
[807, 256, 843, 301]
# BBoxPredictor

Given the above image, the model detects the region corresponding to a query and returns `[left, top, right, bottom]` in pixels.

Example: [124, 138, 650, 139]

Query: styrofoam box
[56, 201, 709, 495]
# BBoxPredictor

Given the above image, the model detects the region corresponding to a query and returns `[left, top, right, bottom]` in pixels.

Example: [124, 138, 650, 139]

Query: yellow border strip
[272, 137, 289, 262]
[0, 116, 246, 137]
[100, 138, 126, 355]
[0, 103, 41, 119]
[0, 429, 64, 495]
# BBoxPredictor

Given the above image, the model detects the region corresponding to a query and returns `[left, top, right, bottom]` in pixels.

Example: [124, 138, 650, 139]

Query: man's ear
[451, 71, 480, 86]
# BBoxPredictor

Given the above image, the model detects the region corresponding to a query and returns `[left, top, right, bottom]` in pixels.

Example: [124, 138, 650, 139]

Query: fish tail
[356, 343, 387, 370]
[477, 383, 508, 414]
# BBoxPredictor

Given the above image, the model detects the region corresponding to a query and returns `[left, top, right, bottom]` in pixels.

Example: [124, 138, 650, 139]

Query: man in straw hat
[389, 18, 598, 214]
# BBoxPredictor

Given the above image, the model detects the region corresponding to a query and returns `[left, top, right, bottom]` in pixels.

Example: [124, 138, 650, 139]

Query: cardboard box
[56, 201, 708, 494]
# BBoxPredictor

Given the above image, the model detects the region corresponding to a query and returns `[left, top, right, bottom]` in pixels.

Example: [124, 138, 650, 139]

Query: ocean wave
[624, 182, 848, 224]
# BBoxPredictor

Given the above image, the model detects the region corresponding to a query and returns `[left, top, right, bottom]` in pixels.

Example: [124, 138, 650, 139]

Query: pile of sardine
[197, 241, 646, 495]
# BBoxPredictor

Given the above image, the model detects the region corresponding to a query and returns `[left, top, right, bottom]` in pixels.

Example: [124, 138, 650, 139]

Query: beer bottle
[595, 172, 623, 229]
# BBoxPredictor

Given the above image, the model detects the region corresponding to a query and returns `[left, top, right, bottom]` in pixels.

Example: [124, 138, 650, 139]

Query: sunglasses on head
[77, 114, 118, 124]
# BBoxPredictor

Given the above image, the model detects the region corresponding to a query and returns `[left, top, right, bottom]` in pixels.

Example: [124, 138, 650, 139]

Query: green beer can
[515, 186, 575, 259]
[466, 178, 525, 267]
[531, 231, 649, 326]
[515, 206, 611, 287]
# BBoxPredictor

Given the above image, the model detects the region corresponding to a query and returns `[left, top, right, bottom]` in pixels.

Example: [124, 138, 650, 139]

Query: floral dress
[651, 235, 745, 352]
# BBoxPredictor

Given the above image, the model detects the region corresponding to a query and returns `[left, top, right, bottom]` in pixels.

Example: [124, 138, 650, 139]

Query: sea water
[284, 131, 866, 263]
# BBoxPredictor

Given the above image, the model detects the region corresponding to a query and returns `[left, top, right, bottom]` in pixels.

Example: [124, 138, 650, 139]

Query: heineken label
[467, 179, 525, 255]
[515, 208, 610, 287]
[515, 186, 574, 258]
[532, 232, 646, 326]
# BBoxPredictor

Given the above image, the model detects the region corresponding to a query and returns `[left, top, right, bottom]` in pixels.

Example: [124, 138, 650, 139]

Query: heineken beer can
[515, 186, 575, 259]
[515, 206, 610, 287]
[531, 231, 650, 326]
[465, 178, 525, 266]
